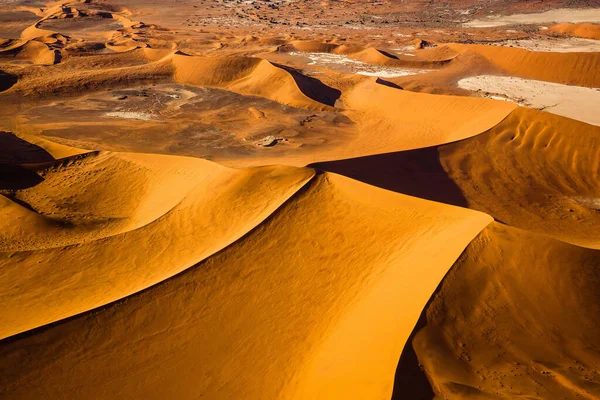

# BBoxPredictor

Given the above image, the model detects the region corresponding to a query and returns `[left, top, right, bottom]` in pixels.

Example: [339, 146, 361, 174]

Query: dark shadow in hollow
[272, 62, 342, 107]
[0, 132, 55, 190]
[310, 146, 467, 208]
[0, 131, 55, 164]
[390, 305, 435, 400]
[0, 71, 17, 92]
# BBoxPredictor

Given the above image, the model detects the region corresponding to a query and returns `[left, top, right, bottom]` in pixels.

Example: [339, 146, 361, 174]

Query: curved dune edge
[549, 23, 600, 40]
[439, 107, 600, 249]
[407, 221, 600, 399]
[0, 149, 314, 339]
[312, 107, 600, 249]
[447, 43, 600, 87]
[0, 171, 492, 399]
[339, 78, 517, 155]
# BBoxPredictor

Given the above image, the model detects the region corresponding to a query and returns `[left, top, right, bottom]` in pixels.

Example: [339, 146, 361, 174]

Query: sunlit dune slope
[0, 39, 59, 65]
[315, 107, 600, 249]
[406, 222, 600, 399]
[440, 108, 600, 249]
[447, 43, 600, 87]
[549, 23, 600, 40]
[0, 171, 492, 400]
[340, 78, 517, 155]
[0, 144, 313, 339]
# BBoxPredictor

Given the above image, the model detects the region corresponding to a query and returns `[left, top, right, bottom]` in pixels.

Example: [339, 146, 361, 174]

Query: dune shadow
[376, 78, 403, 90]
[0, 132, 55, 190]
[378, 49, 400, 60]
[310, 147, 467, 208]
[0, 71, 17, 92]
[272, 63, 341, 107]
[0, 132, 55, 164]
[0, 163, 44, 190]
[390, 306, 435, 400]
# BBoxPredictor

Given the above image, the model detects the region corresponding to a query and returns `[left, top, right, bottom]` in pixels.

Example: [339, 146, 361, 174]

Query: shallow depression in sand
[464, 8, 600, 28]
[490, 37, 600, 53]
[289, 51, 429, 78]
[458, 75, 600, 126]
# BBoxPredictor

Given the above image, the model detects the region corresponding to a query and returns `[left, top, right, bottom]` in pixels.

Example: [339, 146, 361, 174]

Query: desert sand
[0, 0, 599, 399]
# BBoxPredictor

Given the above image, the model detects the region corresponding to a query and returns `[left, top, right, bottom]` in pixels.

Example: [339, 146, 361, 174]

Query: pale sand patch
[464, 8, 600, 28]
[104, 111, 153, 120]
[289, 51, 428, 77]
[490, 37, 600, 52]
[458, 75, 600, 126]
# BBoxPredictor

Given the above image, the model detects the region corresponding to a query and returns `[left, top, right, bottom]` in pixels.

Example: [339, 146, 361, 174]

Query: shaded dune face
[398, 222, 600, 399]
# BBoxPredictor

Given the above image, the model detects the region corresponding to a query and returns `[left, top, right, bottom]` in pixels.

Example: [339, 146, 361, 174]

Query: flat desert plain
[0, 0, 599, 399]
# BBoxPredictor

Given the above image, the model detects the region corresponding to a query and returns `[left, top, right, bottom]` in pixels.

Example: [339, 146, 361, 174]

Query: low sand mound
[351, 47, 452, 68]
[448, 43, 600, 87]
[549, 23, 600, 40]
[339, 78, 516, 155]
[315, 107, 600, 249]
[282, 41, 456, 68]
[401, 222, 600, 399]
[0, 147, 313, 339]
[0, 171, 491, 399]
[173, 54, 335, 110]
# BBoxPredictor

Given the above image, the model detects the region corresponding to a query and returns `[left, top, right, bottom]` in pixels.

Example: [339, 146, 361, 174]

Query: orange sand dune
[549, 23, 600, 40]
[447, 43, 600, 87]
[173, 54, 338, 111]
[315, 107, 600, 249]
[339, 78, 517, 155]
[0, 169, 491, 399]
[404, 222, 600, 399]
[0, 39, 59, 65]
[0, 144, 313, 339]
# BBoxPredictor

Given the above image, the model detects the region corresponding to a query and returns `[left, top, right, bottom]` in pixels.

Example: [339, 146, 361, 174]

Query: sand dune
[447, 43, 600, 87]
[316, 107, 600, 249]
[0, 145, 313, 339]
[339, 78, 516, 155]
[0, 39, 59, 64]
[173, 54, 338, 110]
[549, 23, 600, 40]
[404, 222, 600, 399]
[0, 170, 491, 400]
